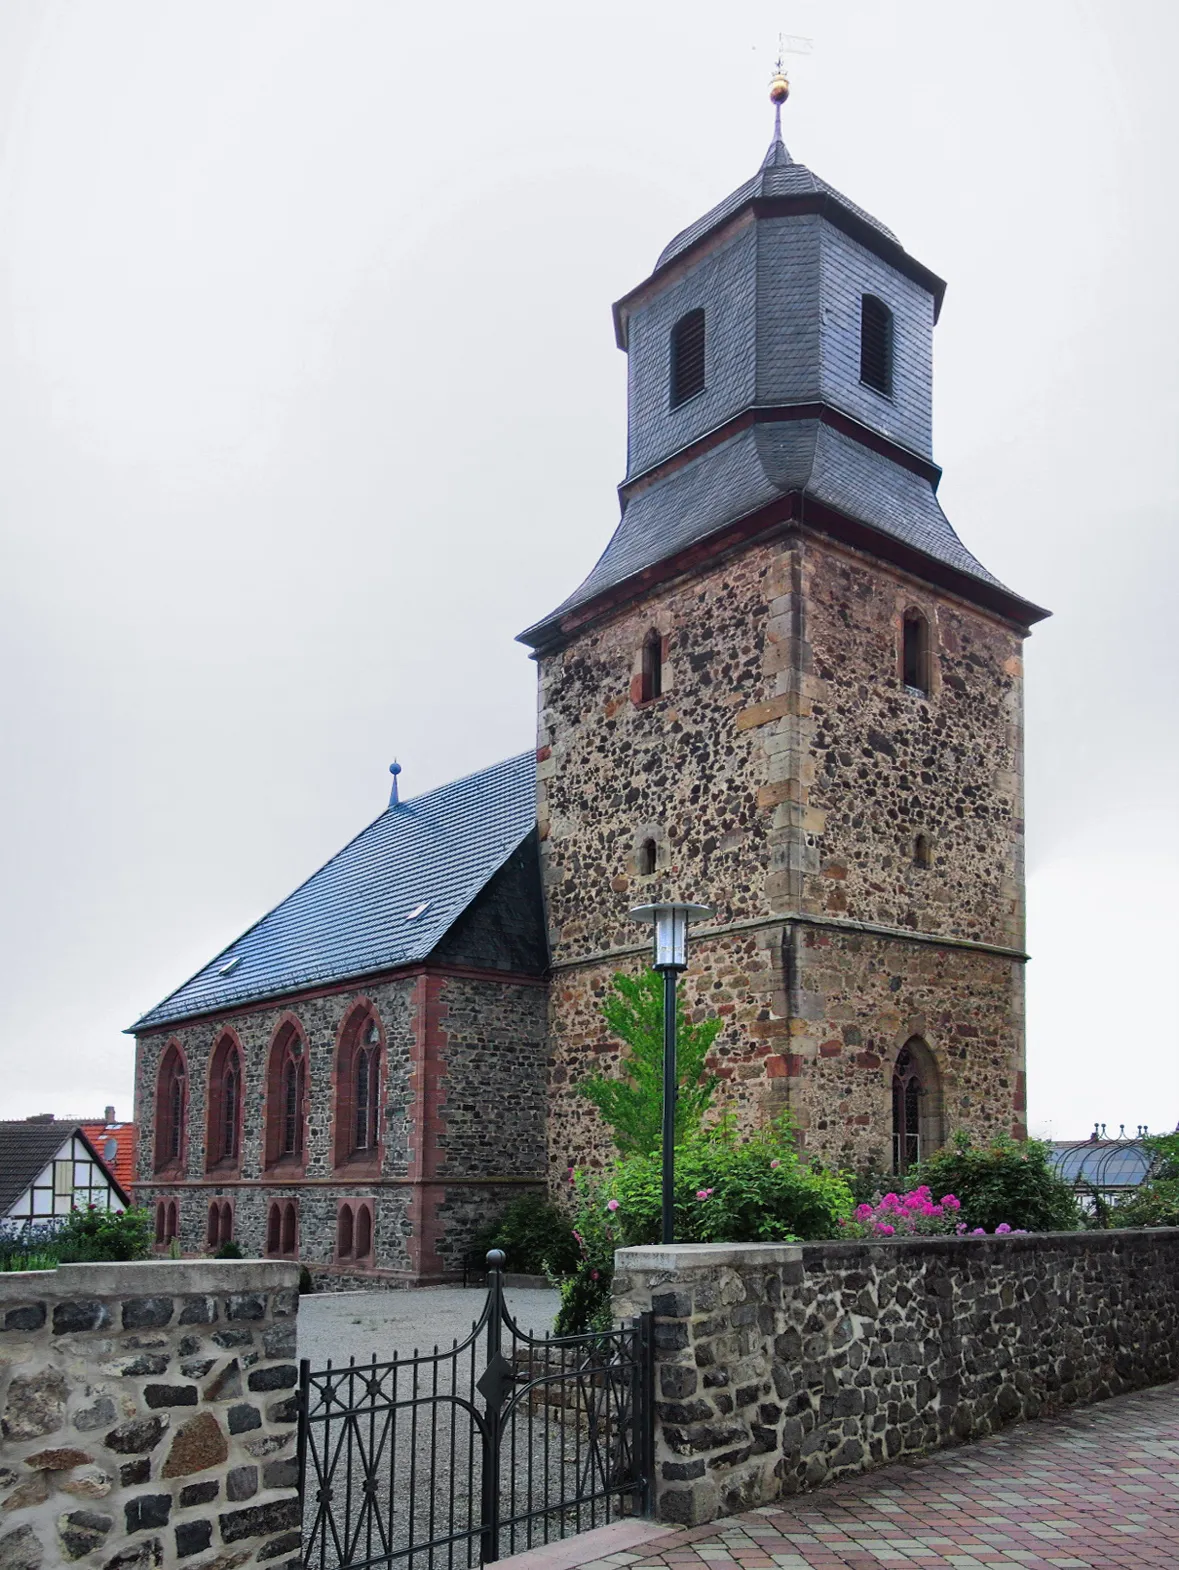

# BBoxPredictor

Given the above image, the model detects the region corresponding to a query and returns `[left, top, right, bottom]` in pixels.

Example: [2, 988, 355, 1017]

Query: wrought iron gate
[297, 1255, 654, 1570]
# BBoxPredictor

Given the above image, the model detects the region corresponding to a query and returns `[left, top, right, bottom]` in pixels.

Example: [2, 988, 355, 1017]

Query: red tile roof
[80, 1122, 137, 1194]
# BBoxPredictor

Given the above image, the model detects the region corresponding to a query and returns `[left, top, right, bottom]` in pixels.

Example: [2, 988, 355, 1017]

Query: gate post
[636, 1311, 656, 1517]
[479, 1249, 508, 1563]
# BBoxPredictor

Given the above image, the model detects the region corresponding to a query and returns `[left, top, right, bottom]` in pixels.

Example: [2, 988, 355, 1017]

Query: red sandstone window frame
[336, 1198, 375, 1267]
[155, 1197, 180, 1248]
[333, 1006, 384, 1176]
[266, 1198, 298, 1259]
[206, 1198, 234, 1249]
[206, 1031, 244, 1174]
[265, 1020, 308, 1174]
[154, 1040, 188, 1175]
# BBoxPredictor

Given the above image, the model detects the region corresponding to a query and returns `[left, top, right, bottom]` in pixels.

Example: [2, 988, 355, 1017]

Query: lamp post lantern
[629, 901, 714, 1244]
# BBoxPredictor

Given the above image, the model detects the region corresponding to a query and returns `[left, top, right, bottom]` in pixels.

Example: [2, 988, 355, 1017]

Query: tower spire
[763, 56, 793, 168]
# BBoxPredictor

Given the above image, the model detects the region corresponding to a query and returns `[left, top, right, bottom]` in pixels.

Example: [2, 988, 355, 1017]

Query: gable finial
[388, 759, 402, 807]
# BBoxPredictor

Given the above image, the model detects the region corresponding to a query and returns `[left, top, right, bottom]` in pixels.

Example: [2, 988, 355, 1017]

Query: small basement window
[860, 295, 894, 396]
[669, 308, 706, 408]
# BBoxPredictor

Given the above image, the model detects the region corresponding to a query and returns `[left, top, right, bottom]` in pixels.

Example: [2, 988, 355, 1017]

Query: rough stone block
[225, 1466, 257, 1503]
[56, 1510, 112, 1560]
[52, 1300, 110, 1335]
[122, 1299, 174, 1331]
[161, 1413, 227, 1477]
[1, 1370, 69, 1441]
[174, 1520, 213, 1559]
[219, 1497, 300, 1544]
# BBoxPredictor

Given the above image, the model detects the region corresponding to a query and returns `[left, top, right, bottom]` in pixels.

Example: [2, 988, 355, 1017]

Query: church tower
[518, 77, 1048, 1182]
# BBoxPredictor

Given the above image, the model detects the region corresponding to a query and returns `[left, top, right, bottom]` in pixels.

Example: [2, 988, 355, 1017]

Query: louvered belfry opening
[670, 307, 706, 408]
[860, 294, 893, 395]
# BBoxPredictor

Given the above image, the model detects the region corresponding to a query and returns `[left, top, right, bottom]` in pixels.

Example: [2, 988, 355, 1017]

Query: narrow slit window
[913, 833, 931, 869]
[639, 632, 662, 703]
[669, 308, 706, 408]
[902, 611, 930, 695]
[860, 295, 894, 396]
[637, 838, 657, 877]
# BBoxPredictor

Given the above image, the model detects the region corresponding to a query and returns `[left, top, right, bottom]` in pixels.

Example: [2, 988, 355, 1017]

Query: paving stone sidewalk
[569, 1381, 1179, 1570]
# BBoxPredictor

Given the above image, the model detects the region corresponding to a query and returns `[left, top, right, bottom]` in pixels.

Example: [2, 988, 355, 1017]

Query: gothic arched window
[902, 610, 931, 695]
[637, 838, 657, 877]
[206, 1033, 242, 1171]
[670, 308, 706, 408]
[892, 1037, 943, 1175]
[265, 1023, 307, 1170]
[334, 1007, 383, 1170]
[266, 1199, 297, 1258]
[154, 1042, 187, 1173]
[860, 294, 894, 396]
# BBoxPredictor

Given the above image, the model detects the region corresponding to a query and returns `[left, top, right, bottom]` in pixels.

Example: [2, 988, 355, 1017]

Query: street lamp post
[629, 902, 713, 1245]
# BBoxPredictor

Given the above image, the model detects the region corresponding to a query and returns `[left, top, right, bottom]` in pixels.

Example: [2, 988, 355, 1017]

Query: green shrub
[54, 1205, 153, 1263]
[213, 1239, 244, 1259]
[553, 1116, 853, 1335]
[298, 1264, 315, 1294]
[917, 1132, 1079, 1234]
[471, 1193, 578, 1277]
[577, 970, 722, 1156]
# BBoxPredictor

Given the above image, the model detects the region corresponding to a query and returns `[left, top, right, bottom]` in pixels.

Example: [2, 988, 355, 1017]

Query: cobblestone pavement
[572, 1383, 1179, 1570]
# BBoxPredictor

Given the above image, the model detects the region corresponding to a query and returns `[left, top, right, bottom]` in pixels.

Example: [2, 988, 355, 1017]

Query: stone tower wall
[538, 526, 1027, 1176]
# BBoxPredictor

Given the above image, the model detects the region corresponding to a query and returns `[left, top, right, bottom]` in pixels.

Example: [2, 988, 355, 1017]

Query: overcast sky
[0, 1, 1174, 1140]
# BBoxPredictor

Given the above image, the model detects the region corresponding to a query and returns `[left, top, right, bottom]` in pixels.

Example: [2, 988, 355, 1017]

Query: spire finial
[763, 36, 802, 170]
[388, 759, 402, 807]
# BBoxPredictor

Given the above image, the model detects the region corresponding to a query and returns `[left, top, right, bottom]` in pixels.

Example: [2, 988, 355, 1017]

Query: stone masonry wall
[538, 525, 1028, 1178]
[134, 968, 549, 1285]
[0, 1258, 300, 1570]
[612, 1231, 1179, 1526]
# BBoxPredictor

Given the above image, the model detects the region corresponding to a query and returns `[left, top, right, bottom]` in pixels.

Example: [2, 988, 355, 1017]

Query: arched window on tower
[860, 294, 893, 396]
[206, 1033, 242, 1171]
[902, 610, 931, 695]
[891, 1037, 943, 1175]
[639, 630, 663, 703]
[154, 1042, 187, 1173]
[334, 1008, 383, 1170]
[265, 1023, 307, 1171]
[669, 308, 706, 408]
[913, 833, 931, 870]
[637, 838, 657, 877]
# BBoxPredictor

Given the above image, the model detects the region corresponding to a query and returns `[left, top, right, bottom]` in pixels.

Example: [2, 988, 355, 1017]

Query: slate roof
[0, 1124, 101, 1217]
[131, 752, 538, 1032]
[655, 133, 898, 273]
[520, 422, 1018, 645]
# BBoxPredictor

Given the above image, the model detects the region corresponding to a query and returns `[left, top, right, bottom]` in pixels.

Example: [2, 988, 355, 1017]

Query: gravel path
[297, 1285, 560, 1368]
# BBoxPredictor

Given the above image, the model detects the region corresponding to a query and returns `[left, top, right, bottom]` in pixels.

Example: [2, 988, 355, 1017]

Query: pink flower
[877, 1223, 895, 1236]
[995, 1222, 1012, 1235]
[942, 1194, 961, 1210]
[854, 1204, 873, 1221]
[606, 1199, 620, 1212]
[695, 1187, 715, 1201]
[955, 1223, 967, 1234]
[770, 1159, 781, 1169]
[591, 1270, 599, 1280]
[971, 1227, 986, 1236]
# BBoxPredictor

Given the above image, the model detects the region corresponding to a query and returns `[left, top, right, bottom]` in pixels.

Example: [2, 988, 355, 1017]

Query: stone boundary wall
[0, 1259, 300, 1570]
[612, 1229, 1179, 1526]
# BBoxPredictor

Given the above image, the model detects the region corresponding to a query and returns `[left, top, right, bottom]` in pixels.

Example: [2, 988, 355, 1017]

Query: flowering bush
[919, 1132, 1079, 1234]
[841, 1186, 1027, 1239]
[552, 1116, 853, 1334]
[841, 1186, 961, 1237]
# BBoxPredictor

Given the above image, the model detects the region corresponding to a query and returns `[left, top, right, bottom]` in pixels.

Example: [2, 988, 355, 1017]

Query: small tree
[577, 970, 722, 1156]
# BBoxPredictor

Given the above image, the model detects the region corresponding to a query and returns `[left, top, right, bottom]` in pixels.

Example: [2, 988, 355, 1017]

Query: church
[131, 81, 1047, 1285]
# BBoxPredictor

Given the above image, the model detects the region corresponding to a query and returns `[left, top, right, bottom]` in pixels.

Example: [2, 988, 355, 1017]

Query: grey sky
[0, 2, 1174, 1139]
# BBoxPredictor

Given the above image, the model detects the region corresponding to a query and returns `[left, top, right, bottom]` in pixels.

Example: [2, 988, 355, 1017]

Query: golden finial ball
[769, 72, 790, 105]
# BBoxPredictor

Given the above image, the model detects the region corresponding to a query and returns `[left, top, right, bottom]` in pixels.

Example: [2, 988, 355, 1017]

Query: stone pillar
[0, 1258, 300, 1569]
